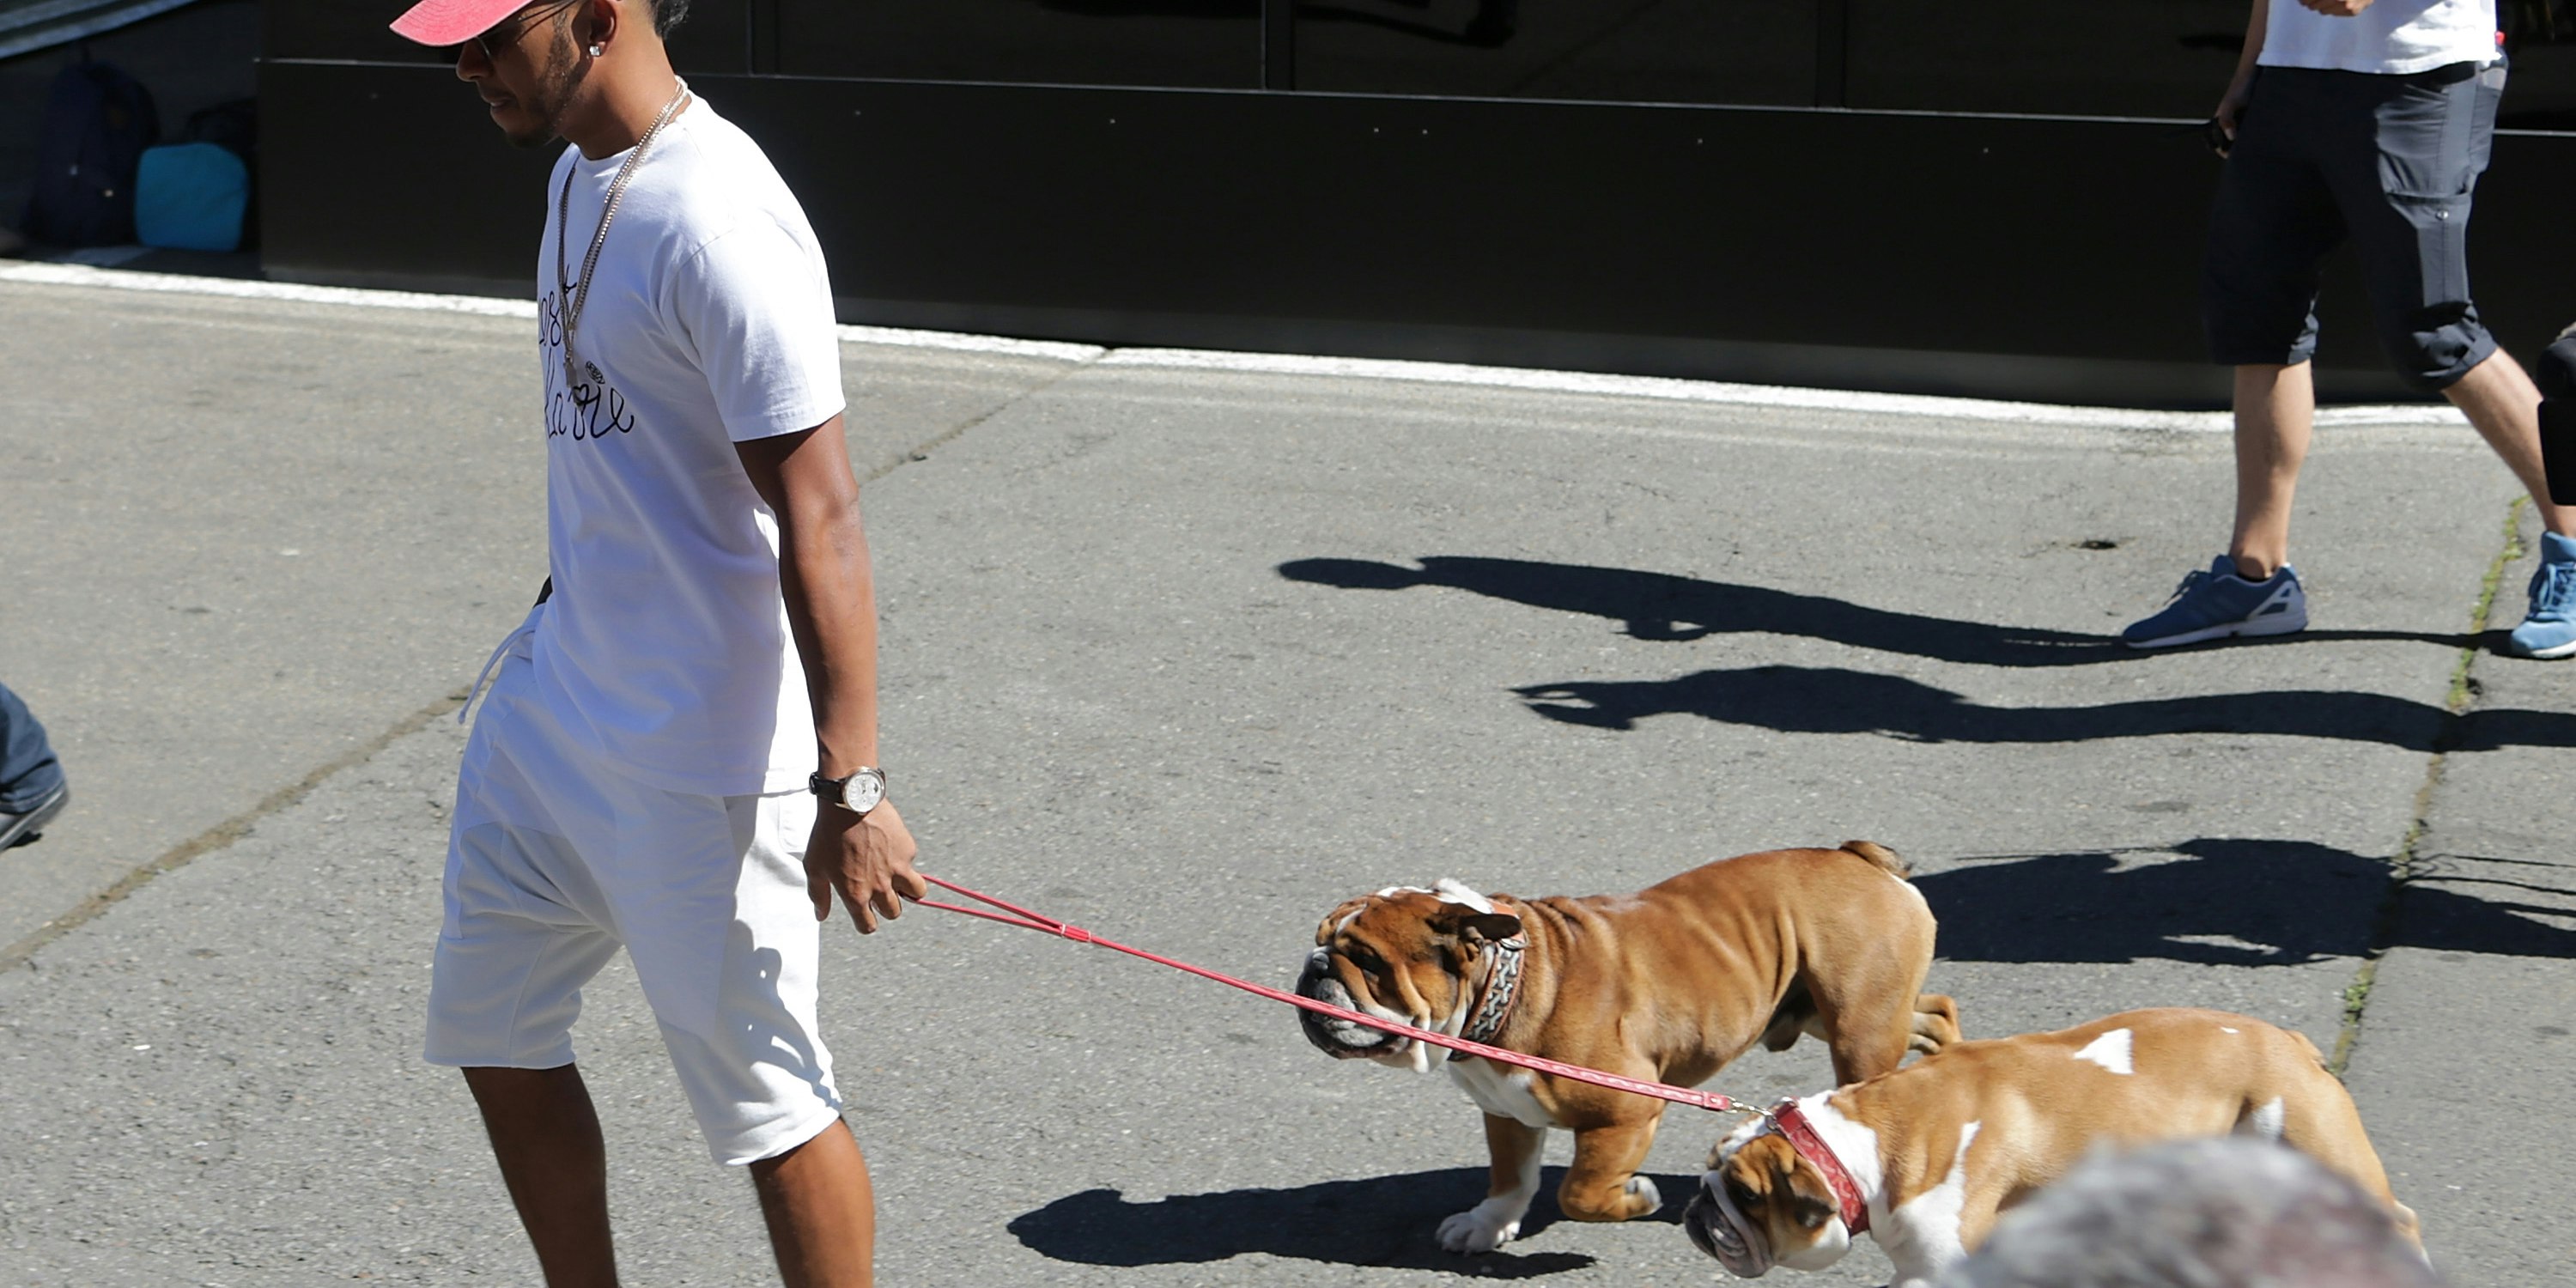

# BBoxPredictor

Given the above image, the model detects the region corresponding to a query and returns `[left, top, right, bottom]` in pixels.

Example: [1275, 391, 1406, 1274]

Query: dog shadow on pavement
[1008, 1165, 1696, 1273]
[1918, 838, 2576, 963]
[1278, 556, 2463, 668]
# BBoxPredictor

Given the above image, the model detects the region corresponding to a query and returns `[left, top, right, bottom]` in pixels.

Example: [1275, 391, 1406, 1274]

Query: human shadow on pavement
[1918, 839, 2576, 964]
[1279, 556, 2464, 667]
[1510, 665, 2576, 752]
[1009, 1166, 1697, 1273]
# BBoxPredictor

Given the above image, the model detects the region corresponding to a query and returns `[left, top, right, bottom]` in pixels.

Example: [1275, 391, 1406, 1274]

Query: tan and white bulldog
[1293, 841, 1960, 1254]
[1683, 1007, 2421, 1287]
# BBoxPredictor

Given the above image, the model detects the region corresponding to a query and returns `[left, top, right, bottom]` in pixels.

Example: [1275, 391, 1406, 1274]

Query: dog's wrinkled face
[1683, 1130, 1849, 1277]
[1293, 880, 1522, 1073]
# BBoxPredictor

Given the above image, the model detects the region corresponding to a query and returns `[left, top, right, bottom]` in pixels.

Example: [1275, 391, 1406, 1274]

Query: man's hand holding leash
[809, 796, 925, 934]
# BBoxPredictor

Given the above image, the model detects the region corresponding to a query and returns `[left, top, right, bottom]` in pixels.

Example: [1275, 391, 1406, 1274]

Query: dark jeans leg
[2538, 327, 2576, 506]
[2202, 68, 2344, 369]
[0, 683, 66, 811]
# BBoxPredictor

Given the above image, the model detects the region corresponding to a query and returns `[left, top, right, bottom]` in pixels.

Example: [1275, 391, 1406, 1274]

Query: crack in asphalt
[1, 349, 1093, 981]
[2330, 497, 2529, 1077]
[0, 691, 469, 979]
[864, 354, 1109, 486]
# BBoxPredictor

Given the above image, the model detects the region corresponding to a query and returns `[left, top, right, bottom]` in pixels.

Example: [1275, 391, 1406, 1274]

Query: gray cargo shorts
[2202, 58, 2506, 391]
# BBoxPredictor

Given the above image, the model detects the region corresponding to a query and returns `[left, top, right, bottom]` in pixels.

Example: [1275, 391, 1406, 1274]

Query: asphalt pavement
[2, 264, 2568, 1286]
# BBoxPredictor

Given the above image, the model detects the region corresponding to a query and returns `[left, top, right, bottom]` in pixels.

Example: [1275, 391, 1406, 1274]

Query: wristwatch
[809, 767, 888, 816]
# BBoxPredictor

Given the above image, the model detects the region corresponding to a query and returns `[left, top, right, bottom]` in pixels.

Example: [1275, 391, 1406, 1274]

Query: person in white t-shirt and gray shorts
[390, 1, 927, 1283]
[2123, 0, 2576, 658]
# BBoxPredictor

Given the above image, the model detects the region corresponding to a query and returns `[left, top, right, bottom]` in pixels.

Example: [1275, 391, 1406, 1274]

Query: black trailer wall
[259, 1, 2576, 406]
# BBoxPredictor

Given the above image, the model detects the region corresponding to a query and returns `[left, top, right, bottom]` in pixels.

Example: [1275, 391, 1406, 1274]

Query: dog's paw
[1436, 1200, 1525, 1254]
[1624, 1174, 1663, 1215]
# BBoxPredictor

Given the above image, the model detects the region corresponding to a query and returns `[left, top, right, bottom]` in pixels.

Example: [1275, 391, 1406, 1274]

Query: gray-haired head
[1937, 1138, 2439, 1288]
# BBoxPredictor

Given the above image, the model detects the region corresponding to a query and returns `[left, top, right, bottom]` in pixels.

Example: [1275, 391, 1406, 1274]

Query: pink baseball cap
[389, 0, 528, 46]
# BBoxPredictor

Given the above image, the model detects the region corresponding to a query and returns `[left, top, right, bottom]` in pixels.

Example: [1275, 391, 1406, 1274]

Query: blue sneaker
[2123, 556, 2308, 648]
[2506, 531, 2576, 659]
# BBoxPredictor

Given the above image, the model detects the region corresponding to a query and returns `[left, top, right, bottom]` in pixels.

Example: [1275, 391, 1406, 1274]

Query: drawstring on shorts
[459, 608, 544, 726]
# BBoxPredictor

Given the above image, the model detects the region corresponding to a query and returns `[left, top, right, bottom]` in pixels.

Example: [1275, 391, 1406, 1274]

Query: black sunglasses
[453, 0, 585, 62]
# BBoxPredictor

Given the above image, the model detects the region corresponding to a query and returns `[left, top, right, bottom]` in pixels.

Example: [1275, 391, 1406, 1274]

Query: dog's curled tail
[1838, 840, 1911, 879]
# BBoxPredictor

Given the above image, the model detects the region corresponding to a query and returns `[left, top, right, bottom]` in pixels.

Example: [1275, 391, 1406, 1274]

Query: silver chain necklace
[554, 76, 690, 392]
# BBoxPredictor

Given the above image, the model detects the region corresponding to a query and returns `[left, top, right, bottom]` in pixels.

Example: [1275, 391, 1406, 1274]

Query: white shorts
[425, 615, 842, 1165]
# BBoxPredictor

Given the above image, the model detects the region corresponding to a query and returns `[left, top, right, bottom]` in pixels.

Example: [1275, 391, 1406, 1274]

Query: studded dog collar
[1449, 931, 1527, 1057]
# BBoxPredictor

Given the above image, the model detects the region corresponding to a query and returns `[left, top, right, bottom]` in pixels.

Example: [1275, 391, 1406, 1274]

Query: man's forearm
[777, 505, 884, 777]
[734, 417, 890, 783]
[2239, 0, 2269, 84]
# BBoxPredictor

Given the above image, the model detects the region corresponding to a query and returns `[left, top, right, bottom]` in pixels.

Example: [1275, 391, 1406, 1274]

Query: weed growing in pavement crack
[2331, 498, 2524, 1078]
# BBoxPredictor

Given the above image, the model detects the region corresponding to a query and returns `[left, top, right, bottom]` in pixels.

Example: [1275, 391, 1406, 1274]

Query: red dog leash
[916, 874, 1746, 1115]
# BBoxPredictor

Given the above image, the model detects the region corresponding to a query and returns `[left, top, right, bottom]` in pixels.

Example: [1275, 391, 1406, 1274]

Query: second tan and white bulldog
[1683, 1007, 2421, 1287]
[1294, 841, 1959, 1253]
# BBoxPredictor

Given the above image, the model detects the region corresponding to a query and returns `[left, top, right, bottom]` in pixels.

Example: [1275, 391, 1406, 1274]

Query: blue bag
[21, 60, 159, 247]
[136, 142, 249, 252]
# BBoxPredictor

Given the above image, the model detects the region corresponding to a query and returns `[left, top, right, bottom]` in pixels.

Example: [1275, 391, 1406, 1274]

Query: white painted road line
[3, 258, 2467, 431]
[0, 259, 539, 318]
[832, 323, 1105, 362]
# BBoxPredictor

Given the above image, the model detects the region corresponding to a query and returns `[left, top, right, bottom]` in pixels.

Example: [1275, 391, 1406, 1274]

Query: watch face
[844, 770, 885, 814]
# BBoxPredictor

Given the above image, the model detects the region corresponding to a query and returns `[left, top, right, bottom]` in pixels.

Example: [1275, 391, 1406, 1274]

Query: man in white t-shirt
[2123, 0, 2576, 657]
[390, 2, 925, 1283]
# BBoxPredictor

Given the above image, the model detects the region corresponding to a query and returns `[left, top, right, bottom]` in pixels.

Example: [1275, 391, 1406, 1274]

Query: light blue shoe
[2123, 556, 2308, 649]
[2506, 532, 2576, 659]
